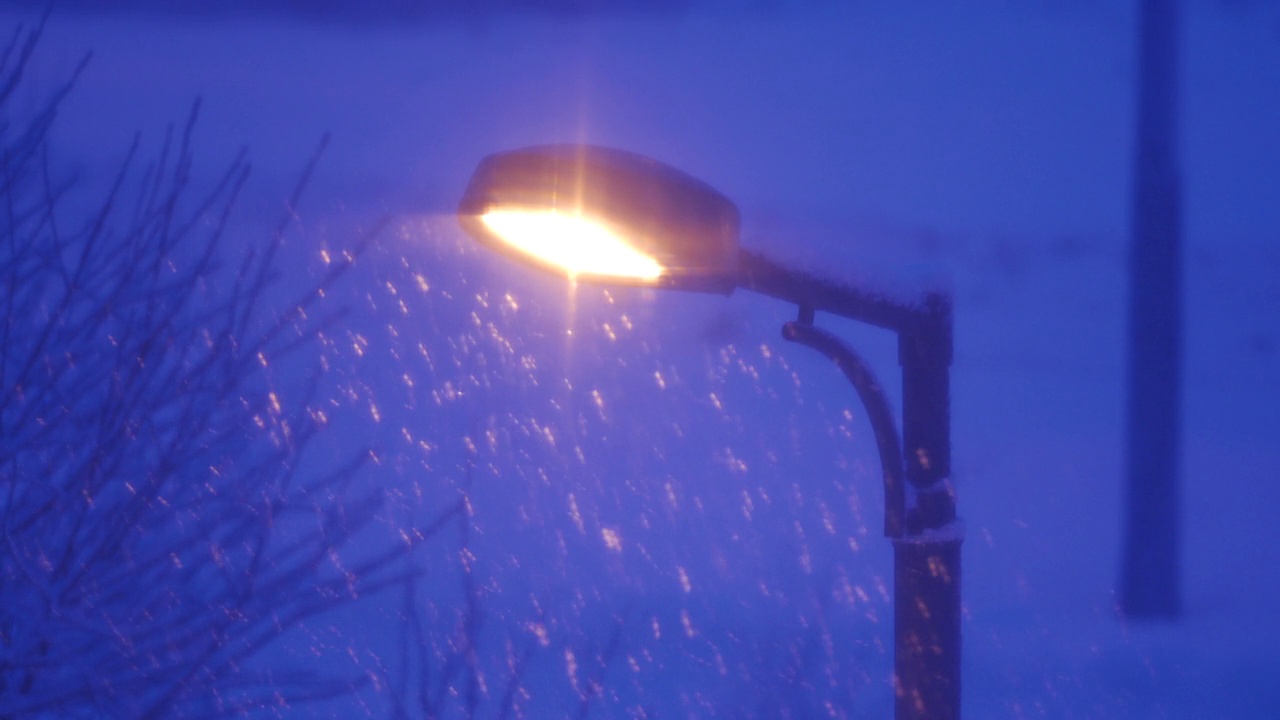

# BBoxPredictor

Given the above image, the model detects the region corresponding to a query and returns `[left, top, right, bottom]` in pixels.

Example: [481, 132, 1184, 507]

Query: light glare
[481, 210, 663, 281]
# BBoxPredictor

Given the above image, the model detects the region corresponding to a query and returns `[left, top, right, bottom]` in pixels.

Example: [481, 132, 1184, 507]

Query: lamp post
[457, 145, 961, 720]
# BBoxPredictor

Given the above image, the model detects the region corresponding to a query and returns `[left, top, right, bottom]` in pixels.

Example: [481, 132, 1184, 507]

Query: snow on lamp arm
[457, 144, 962, 720]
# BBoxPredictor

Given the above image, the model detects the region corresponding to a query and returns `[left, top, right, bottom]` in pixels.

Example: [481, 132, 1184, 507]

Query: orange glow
[481, 209, 663, 282]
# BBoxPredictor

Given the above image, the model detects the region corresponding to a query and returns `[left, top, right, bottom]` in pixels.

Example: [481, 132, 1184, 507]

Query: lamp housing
[458, 145, 740, 293]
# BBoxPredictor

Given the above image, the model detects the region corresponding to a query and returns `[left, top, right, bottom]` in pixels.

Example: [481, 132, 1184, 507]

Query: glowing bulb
[481, 210, 663, 281]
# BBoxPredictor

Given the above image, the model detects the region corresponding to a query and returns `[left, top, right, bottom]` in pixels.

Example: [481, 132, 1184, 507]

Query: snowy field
[4, 1, 1279, 717]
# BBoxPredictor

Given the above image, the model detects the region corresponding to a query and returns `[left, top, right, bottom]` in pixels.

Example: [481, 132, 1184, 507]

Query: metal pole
[1122, 0, 1182, 619]
[894, 293, 961, 720]
[780, 290, 960, 720]
[893, 533, 962, 720]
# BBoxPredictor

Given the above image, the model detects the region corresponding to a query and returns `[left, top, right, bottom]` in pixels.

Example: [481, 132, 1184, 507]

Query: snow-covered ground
[7, 1, 1280, 716]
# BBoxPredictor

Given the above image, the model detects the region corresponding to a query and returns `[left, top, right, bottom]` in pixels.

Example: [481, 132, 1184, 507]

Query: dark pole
[893, 292, 960, 720]
[1122, 0, 1182, 618]
[756, 247, 962, 719]
[783, 302, 961, 720]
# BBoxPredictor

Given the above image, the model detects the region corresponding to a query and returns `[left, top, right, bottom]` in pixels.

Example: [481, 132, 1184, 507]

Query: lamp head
[458, 145, 740, 293]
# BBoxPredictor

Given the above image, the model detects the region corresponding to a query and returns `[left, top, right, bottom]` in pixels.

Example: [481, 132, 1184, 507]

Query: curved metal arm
[781, 319, 906, 538]
[739, 249, 929, 334]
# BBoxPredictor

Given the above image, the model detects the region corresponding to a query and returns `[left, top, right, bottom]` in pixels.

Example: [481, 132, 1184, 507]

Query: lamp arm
[737, 249, 924, 334]
[781, 318, 907, 539]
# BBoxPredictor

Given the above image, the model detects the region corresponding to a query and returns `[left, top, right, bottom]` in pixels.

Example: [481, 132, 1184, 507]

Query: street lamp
[458, 145, 961, 720]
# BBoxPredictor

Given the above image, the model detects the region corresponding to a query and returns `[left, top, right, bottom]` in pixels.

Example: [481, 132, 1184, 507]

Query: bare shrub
[0, 18, 404, 718]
